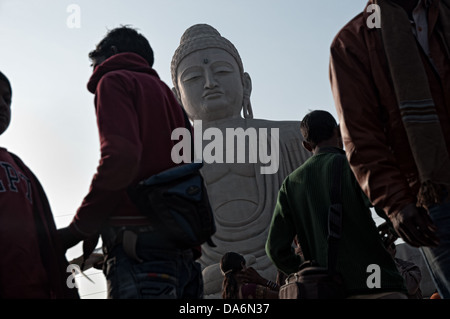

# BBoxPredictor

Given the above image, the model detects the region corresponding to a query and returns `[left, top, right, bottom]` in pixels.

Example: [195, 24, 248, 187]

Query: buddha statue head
[171, 24, 253, 122]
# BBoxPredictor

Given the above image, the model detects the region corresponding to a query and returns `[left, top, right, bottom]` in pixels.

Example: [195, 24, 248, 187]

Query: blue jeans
[103, 231, 203, 299]
[420, 192, 450, 299]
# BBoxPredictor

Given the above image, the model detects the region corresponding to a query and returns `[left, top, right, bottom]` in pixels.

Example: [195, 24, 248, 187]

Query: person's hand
[81, 233, 100, 269]
[236, 267, 267, 286]
[70, 252, 104, 270]
[58, 226, 82, 252]
[389, 203, 439, 248]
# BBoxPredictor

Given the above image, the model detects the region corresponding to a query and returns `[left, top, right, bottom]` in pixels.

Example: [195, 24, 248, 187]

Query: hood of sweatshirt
[87, 52, 160, 93]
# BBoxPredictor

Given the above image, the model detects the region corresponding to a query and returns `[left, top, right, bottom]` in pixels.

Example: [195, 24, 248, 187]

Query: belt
[102, 225, 155, 263]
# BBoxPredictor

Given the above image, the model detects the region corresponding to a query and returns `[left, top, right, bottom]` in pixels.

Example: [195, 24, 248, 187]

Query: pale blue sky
[0, 0, 369, 298]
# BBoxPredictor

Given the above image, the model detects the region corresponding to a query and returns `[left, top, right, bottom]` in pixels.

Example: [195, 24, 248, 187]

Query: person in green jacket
[266, 110, 407, 298]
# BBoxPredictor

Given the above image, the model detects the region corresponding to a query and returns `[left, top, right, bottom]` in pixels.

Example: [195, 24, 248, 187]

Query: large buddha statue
[171, 24, 310, 298]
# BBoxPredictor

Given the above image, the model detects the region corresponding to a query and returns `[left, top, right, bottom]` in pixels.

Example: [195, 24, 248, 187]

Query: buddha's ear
[242, 72, 253, 119]
[172, 86, 195, 123]
[172, 86, 183, 106]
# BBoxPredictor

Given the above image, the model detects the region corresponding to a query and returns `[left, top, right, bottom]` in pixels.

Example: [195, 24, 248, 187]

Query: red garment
[240, 283, 258, 299]
[70, 53, 187, 237]
[0, 148, 78, 298]
[330, 0, 450, 216]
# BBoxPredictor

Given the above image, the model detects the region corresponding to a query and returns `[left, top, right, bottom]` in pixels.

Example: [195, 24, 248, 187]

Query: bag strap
[327, 154, 345, 275]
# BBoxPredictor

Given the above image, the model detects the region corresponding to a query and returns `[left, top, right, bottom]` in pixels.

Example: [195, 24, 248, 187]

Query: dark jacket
[330, 0, 450, 217]
[70, 52, 187, 237]
[266, 148, 406, 296]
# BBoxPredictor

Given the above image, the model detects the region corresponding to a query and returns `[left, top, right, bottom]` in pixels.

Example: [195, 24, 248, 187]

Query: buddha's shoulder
[245, 118, 302, 137]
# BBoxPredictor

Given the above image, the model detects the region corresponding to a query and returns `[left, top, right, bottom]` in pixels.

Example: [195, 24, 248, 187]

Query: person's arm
[329, 28, 438, 247]
[68, 72, 143, 240]
[395, 258, 422, 296]
[265, 181, 301, 276]
[237, 267, 280, 291]
[330, 30, 413, 217]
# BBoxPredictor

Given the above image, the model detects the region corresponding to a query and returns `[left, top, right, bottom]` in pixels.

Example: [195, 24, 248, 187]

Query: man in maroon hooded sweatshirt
[58, 26, 203, 299]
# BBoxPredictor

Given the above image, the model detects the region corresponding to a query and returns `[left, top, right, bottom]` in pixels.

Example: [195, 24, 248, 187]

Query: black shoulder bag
[279, 154, 347, 299]
[128, 108, 216, 249]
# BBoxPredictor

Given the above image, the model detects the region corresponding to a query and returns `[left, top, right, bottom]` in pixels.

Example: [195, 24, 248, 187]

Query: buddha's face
[176, 48, 247, 122]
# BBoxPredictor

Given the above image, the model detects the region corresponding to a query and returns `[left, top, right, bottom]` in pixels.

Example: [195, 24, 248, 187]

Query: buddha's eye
[182, 72, 202, 82]
[213, 66, 233, 74]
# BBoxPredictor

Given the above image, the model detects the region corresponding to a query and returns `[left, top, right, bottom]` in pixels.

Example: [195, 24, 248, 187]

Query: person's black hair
[220, 252, 245, 299]
[0, 71, 12, 96]
[300, 110, 338, 148]
[89, 25, 154, 66]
